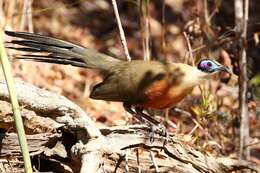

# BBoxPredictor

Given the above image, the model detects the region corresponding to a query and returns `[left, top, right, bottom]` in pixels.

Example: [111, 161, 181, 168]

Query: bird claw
[71, 141, 85, 157]
[123, 104, 170, 144]
[149, 123, 169, 145]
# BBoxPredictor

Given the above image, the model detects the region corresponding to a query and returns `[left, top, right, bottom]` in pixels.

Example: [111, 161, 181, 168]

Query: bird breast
[137, 78, 194, 109]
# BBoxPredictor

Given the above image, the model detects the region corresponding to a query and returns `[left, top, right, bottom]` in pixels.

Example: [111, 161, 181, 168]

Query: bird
[5, 31, 231, 131]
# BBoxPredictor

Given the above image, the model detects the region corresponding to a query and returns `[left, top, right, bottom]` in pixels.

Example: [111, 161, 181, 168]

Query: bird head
[180, 59, 232, 86]
[171, 59, 231, 88]
[197, 59, 232, 74]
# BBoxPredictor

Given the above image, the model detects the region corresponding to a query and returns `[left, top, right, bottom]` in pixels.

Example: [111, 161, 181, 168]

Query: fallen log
[0, 81, 259, 173]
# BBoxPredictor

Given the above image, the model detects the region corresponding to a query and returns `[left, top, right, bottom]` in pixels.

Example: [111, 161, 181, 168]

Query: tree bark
[0, 80, 258, 173]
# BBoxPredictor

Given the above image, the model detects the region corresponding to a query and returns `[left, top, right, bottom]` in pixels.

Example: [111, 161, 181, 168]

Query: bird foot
[123, 104, 169, 144]
[149, 123, 169, 145]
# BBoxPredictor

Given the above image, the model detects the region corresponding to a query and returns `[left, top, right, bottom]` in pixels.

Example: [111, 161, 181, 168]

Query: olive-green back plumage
[90, 60, 171, 104]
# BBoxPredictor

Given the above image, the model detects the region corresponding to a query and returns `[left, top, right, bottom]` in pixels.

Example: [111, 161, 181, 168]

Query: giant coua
[5, 31, 231, 126]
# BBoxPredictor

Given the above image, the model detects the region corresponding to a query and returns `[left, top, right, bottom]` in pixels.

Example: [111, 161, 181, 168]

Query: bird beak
[217, 65, 232, 74]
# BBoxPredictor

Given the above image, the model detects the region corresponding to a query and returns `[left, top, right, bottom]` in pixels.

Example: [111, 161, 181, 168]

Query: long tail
[5, 31, 121, 71]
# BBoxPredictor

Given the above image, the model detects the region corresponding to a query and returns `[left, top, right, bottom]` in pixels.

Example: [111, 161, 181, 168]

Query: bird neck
[175, 63, 211, 87]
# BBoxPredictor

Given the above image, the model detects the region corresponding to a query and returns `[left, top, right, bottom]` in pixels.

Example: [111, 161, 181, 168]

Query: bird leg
[134, 108, 160, 125]
[123, 103, 146, 123]
[123, 103, 157, 126]
[123, 104, 168, 143]
[135, 108, 168, 141]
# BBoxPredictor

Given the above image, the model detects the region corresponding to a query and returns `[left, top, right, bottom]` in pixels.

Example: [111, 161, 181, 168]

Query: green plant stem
[0, 32, 32, 173]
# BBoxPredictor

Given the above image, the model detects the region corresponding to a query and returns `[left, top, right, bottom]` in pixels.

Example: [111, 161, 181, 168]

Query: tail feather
[5, 46, 41, 52]
[5, 31, 85, 54]
[16, 55, 88, 67]
[5, 31, 120, 71]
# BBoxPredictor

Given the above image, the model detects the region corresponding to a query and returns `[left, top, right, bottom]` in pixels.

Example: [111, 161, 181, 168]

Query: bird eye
[207, 62, 212, 67]
[197, 59, 216, 73]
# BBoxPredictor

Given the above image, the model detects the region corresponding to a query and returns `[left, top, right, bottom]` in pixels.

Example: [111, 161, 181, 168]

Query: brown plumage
[5, 31, 231, 125]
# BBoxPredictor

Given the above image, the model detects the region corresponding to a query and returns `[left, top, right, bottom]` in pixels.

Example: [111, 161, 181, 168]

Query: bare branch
[235, 0, 250, 160]
[0, 80, 101, 139]
[149, 151, 159, 172]
[111, 0, 131, 61]
[183, 32, 194, 66]
[144, 0, 150, 61]
[20, 0, 33, 32]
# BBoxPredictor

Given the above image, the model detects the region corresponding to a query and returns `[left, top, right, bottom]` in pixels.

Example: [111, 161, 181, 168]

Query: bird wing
[90, 60, 170, 104]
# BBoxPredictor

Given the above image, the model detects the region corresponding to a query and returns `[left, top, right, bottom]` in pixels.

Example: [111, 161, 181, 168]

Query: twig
[111, 0, 131, 61]
[175, 108, 203, 131]
[139, 0, 145, 59]
[20, 0, 27, 30]
[136, 149, 141, 173]
[166, 119, 177, 129]
[149, 151, 159, 172]
[203, 0, 219, 26]
[27, 0, 33, 32]
[204, 0, 210, 25]
[125, 149, 129, 173]
[139, 0, 151, 61]
[174, 108, 203, 131]
[174, 107, 215, 140]
[188, 123, 199, 136]
[208, 8, 219, 23]
[161, 0, 166, 53]
[6, 1, 15, 27]
[144, 0, 150, 61]
[20, 0, 33, 32]
[0, 32, 32, 172]
[235, 0, 250, 160]
[244, 140, 260, 148]
[183, 32, 194, 66]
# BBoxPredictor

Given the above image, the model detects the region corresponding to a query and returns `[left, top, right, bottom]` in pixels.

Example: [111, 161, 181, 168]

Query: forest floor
[1, 0, 259, 170]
